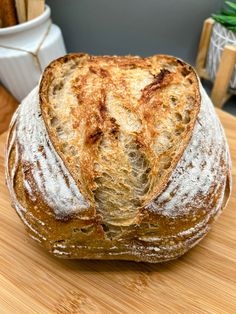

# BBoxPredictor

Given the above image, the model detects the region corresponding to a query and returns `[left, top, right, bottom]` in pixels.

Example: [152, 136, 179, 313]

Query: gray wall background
[47, 0, 223, 65]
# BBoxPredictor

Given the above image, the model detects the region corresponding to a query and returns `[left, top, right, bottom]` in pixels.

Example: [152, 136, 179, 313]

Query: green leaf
[222, 9, 236, 16]
[212, 13, 236, 25]
[225, 1, 236, 12]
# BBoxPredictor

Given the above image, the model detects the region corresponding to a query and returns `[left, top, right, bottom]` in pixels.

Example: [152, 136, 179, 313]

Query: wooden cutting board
[0, 85, 18, 135]
[0, 109, 236, 313]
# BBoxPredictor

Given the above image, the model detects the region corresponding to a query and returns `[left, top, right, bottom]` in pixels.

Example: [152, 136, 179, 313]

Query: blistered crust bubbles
[39, 54, 200, 226]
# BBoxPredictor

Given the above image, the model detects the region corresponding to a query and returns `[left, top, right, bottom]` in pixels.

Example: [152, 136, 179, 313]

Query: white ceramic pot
[206, 22, 236, 89]
[0, 5, 66, 101]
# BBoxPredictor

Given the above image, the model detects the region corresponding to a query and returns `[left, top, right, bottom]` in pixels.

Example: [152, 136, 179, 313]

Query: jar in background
[0, 5, 66, 101]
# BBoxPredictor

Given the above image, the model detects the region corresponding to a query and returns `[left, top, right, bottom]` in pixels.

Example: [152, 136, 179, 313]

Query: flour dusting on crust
[147, 83, 230, 219]
[7, 87, 89, 218]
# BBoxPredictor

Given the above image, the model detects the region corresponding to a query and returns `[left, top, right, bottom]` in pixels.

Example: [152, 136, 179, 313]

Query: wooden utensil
[0, 0, 17, 27]
[15, 0, 26, 23]
[27, 0, 44, 21]
[0, 5, 2, 27]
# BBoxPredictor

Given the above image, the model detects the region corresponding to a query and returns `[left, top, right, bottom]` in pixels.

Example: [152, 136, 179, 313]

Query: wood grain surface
[0, 108, 235, 313]
[0, 85, 18, 135]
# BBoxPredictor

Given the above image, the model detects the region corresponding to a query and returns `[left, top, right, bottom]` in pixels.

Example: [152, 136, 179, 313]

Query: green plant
[212, 1, 236, 31]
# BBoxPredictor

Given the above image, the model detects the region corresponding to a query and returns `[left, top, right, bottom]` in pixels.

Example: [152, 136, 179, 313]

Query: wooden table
[0, 109, 235, 313]
[0, 85, 18, 135]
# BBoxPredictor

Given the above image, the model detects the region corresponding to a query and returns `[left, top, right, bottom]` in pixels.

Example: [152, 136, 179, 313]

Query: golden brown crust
[5, 53, 231, 263]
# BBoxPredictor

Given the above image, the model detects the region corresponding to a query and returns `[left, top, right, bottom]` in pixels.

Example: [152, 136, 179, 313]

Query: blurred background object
[196, 16, 236, 109]
[0, 2, 66, 101]
[196, 1, 236, 112]
[0, 0, 17, 27]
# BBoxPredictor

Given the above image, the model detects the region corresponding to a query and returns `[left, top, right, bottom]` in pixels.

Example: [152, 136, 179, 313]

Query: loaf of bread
[5, 54, 231, 262]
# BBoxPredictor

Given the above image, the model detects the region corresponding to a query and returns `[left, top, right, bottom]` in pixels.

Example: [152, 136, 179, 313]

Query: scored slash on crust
[39, 53, 200, 226]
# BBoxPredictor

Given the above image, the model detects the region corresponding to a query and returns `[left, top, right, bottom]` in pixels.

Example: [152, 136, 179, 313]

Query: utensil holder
[0, 5, 66, 101]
